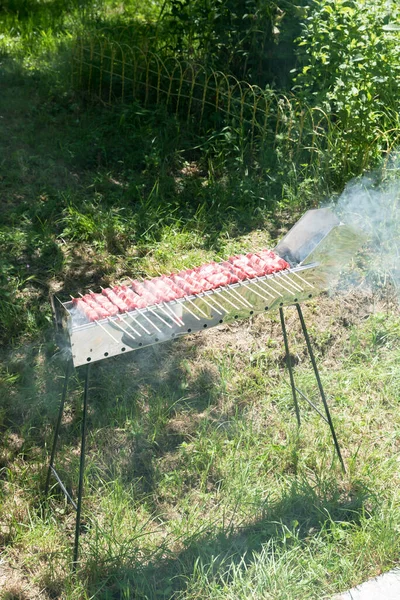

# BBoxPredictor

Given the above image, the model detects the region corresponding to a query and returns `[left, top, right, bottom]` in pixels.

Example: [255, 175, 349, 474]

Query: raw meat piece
[170, 274, 195, 295]
[81, 295, 110, 319]
[255, 250, 290, 271]
[143, 280, 175, 303]
[102, 288, 129, 312]
[113, 285, 148, 309]
[228, 256, 259, 278]
[130, 280, 159, 306]
[221, 261, 247, 281]
[160, 276, 186, 299]
[87, 292, 120, 315]
[73, 298, 100, 322]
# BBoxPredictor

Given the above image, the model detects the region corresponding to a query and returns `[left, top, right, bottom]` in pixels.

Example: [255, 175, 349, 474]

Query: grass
[1, 301, 400, 598]
[1, 3, 400, 599]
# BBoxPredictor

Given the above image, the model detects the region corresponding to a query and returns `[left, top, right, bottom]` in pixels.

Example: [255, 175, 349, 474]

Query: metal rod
[241, 281, 274, 302]
[255, 277, 283, 298]
[177, 298, 201, 320]
[279, 308, 301, 427]
[278, 271, 303, 292]
[119, 314, 143, 337]
[108, 317, 136, 341]
[162, 302, 185, 326]
[292, 270, 315, 289]
[185, 296, 209, 319]
[124, 313, 151, 335]
[198, 294, 223, 316]
[214, 288, 241, 311]
[269, 274, 296, 295]
[225, 285, 253, 308]
[137, 309, 162, 333]
[295, 304, 346, 473]
[96, 319, 120, 343]
[45, 361, 72, 497]
[158, 305, 179, 325]
[50, 466, 78, 510]
[294, 386, 329, 424]
[73, 363, 90, 569]
[200, 291, 227, 315]
[148, 307, 173, 328]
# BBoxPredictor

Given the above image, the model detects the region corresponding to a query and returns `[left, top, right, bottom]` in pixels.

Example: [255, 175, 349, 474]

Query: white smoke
[327, 154, 400, 298]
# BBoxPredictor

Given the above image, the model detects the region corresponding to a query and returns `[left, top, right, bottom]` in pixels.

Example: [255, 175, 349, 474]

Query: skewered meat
[71, 249, 290, 323]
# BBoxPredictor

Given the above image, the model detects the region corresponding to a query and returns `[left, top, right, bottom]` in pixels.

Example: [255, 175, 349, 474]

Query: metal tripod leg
[73, 362, 90, 570]
[279, 307, 301, 427]
[295, 304, 346, 473]
[45, 360, 72, 497]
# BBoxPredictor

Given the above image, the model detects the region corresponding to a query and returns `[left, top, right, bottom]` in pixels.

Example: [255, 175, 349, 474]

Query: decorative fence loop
[70, 30, 360, 171]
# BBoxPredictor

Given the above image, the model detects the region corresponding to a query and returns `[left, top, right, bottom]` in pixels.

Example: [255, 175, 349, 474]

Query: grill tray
[54, 208, 363, 367]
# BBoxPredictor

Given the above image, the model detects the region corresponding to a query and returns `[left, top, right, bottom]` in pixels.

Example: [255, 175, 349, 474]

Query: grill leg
[279, 307, 301, 427]
[295, 304, 346, 473]
[45, 360, 72, 498]
[73, 362, 90, 570]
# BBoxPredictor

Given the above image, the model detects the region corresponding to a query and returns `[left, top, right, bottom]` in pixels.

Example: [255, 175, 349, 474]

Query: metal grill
[54, 208, 361, 367]
[46, 207, 364, 568]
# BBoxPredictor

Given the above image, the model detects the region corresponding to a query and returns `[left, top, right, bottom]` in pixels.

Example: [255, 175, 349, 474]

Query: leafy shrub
[161, 0, 308, 87]
[293, 0, 400, 177]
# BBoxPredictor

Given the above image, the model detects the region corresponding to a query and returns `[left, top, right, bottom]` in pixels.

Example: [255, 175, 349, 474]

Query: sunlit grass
[1, 2, 400, 598]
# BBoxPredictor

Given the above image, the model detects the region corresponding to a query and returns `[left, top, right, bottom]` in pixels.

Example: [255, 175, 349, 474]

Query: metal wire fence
[71, 31, 400, 172]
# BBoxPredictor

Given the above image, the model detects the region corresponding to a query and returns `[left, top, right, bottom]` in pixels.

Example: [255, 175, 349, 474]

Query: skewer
[176, 298, 201, 321]
[213, 289, 242, 311]
[137, 309, 162, 333]
[162, 302, 185, 326]
[240, 281, 274, 302]
[291, 269, 315, 289]
[89, 288, 143, 337]
[107, 317, 136, 342]
[77, 293, 120, 343]
[273, 272, 302, 293]
[148, 307, 173, 328]
[253, 277, 282, 297]
[96, 320, 120, 343]
[128, 278, 174, 328]
[197, 294, 224, 316]
[279, 271, 303, 292]
[158, 304, 180, 325]
[226, 285, 253, 308]
[124, 313, 151, 335]
[118, 315, 142, 337]
[268, 274, 296, 295]
[185, 296, 209, 319]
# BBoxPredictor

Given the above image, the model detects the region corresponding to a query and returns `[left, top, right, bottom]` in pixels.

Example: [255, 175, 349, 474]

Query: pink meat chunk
[179, 272, 204, 294]
[81, 295, 111, 319]
[170, 274, 195, 295]
[102, 288, 129, 312]
[87, 292, 120, 315]
[255, 250, 290, 271]
[73, 298, 100, 322]
[221, 261, 247, 281]
[228, 256, 259, 278]
[112, 286, 145, 310]
[130, 280, 159, 306]
[71, 247, 289, 320]
[143, 280, 175, 303]
[160, 276, 186, 299]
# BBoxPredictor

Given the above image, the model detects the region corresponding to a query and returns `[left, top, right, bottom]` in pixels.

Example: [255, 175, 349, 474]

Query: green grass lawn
[1, 15, 400, 600]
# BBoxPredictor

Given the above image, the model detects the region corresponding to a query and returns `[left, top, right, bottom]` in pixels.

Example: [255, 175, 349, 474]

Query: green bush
[293, 0, 400, 176]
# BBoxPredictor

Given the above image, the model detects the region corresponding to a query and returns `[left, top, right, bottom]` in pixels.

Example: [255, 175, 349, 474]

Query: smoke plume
[328, 155, 400, 298]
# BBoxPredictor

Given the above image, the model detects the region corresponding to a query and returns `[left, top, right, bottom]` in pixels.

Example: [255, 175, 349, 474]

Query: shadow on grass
[0, 48, 302, 344]
[81, 476, 371, 599]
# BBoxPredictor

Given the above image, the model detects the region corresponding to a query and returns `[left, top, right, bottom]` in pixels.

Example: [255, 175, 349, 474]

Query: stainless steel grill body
[55, 208, 363, 367]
